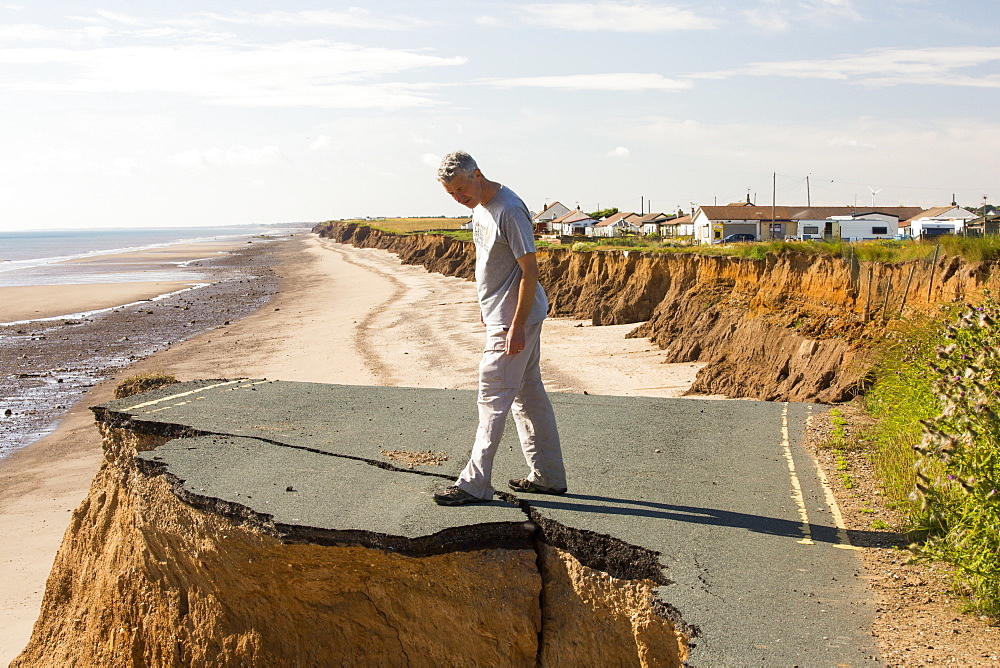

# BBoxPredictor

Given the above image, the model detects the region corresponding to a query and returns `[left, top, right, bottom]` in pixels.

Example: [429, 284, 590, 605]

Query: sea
[0, 224, 309, 460]
[0, 225, 292, 291]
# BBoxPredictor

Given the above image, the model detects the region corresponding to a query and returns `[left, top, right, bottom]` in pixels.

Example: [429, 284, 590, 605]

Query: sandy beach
[0, 234, 707, 663]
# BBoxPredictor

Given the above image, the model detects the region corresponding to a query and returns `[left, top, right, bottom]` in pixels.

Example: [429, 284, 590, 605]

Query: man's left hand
[505, 325, 526, 355]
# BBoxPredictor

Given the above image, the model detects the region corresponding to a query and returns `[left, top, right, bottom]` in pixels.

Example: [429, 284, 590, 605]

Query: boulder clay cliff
[315, 221, 1000, 402]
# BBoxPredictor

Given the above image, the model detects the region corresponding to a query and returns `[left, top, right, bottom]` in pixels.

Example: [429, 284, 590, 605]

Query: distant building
[550, 209, 597, 235]
[634, 212, 676, 236]
[587, 212, 641, 238]
[693, 205, 924, 244]
[902, 205, 979, 239]
[532, 201, 571, 234]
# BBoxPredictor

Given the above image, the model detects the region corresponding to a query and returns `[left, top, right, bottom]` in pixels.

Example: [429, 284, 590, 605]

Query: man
[433, 150, 567, 505]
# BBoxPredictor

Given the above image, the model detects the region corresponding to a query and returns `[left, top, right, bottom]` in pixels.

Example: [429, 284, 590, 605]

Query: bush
[865, 296, 1000, 615]
[907, 296, 1000, 615]
[114, 371, 179, 399]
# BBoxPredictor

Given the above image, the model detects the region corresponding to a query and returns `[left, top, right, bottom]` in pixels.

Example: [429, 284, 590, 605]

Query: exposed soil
[380, 449, 449, 467]
[804, 404, 1000, 665]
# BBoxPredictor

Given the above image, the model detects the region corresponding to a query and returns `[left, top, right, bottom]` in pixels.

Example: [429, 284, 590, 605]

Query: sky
[0, 1, 998, 230]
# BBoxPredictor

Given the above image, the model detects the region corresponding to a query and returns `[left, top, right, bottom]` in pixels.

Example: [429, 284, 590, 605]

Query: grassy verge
[329, 221, 1000, 264]
[862, 296, 1000, 615]
[340, 217, 468, 234]
[569, 236, 999, 263]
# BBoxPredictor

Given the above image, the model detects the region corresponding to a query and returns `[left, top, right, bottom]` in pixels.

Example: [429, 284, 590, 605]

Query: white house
[532, 201, 571, 233]
[587, 212, 641, 238]
[693, 206, 782, 244]
[660, 214, 694, 239]
[635, 212, 675, 236]
[903, 206, 978, 239]
[694, 205, 924, 243]
[550, 209, 597, 235]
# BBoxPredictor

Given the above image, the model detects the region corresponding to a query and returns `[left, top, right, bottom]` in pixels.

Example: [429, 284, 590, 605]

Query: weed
[864, 294, 1000, 615]
[870, 519, 891, 530]
[114, 371, 179, 399]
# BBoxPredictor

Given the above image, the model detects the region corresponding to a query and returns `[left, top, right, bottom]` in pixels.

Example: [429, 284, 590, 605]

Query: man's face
[442, 170, 485, 209]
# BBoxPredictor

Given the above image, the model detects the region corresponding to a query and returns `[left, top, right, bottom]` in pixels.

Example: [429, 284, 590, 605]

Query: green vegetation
[588, 207, 619, 219]
[114, 371, 179, 399]
[331, 221, 1000, 265]
[341, 217, 468, 234]
[543, 236, 1000, 264]
[439, 229, 473, 242]
[863, 296, 1000, 615]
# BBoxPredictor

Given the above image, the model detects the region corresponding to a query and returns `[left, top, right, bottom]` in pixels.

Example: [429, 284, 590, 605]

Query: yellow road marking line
[806, 410, 862, 551]
[781, 402, 814, 545]
[125, 379, 250, 411]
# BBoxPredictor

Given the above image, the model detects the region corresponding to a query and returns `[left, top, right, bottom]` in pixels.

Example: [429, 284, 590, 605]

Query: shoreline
[0, 235, 286, 462]
[0, 234, 707, 664]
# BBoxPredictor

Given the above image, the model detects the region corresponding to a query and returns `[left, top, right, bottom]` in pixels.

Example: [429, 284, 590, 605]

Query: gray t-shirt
[473, 185, 549, 328]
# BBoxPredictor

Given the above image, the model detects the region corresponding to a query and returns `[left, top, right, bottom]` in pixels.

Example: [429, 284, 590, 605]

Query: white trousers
[456, 321, 566, 500]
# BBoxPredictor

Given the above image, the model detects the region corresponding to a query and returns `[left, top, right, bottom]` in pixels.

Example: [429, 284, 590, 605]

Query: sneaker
[508, 478, 567, 495]
[433, 485, 489, 506]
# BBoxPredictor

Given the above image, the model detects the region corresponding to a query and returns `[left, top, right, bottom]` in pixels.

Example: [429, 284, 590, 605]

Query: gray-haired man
[433, 150, 567, 505]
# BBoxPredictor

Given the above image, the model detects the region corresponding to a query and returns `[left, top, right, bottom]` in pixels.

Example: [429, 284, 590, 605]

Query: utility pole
[771, 171, 776, 240]
[806, 175, 811, 207]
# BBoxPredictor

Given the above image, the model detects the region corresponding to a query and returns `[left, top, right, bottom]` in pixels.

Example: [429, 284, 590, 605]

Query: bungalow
[587, 212, 641, 238]
[550, 209, 597, 235]
[694, 205, 924, 243]
[902, 205, 978, 239]
[532, 201, 571, 234]
[693, 206, 787, 244]
[659, 214, 694, 240]
[635, 212, 676, 236]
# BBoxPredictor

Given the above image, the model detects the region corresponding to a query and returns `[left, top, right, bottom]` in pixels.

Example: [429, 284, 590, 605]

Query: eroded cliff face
[15, 422, 689, 667]
[315, 222, 1000, 402]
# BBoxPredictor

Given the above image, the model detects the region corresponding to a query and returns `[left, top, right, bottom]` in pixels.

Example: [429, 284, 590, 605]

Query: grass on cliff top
[339, 217, 468, 234]
[332, 221, 1000, 264]
[558, 235, 1000, 263]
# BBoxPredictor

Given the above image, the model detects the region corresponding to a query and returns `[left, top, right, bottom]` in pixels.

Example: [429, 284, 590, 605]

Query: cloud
[0, 40, 467, 109]
[486, 73, 692, 91]
[167, 145, 282, 169]
[199, 9, 433, 31]
[421, 153, 441, 169]
[744, 0, 862, 31]
[694, 46, 1000, 88]
[110, 156, 139, 176]
[309, 135, 333, 151]
[0, 23, 65, 42]
[607, 146, 630, 158]
[519, 3, 714, 32]
[827, 138, 877, 151]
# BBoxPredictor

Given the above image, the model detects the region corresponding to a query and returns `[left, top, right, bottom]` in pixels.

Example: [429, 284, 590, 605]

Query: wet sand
[0, 234, 709, 663]
[2, 282, 200, 323]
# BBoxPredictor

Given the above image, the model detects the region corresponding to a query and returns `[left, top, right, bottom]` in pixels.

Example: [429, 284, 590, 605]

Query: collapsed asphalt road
[93, 379, 882, 665]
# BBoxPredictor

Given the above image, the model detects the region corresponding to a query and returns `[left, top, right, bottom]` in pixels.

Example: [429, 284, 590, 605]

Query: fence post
[864, 266, 873, 321]
[926, 244, 940, 302]
[881, 276, 893, 321]
[899, 264, 916, 318]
